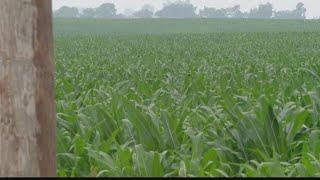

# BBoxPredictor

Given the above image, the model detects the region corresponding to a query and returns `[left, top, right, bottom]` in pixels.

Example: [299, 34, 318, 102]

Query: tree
[141, 4, 155, 12]
[53, 6, 79, 18]
[124, 9, 135, 17]
[199, 5, 245, 19]
[226, 5, 245, 18]
[0, 0, 56, 176]
[294, 2, 307, 19]
[274, 2, 306, 19]
[133, 9, 154, 18]
[155, 0, 197, 19]
[133, 4, 154, 18]
[199, 7, 227, 18]
[249, 3, 273, 19]
[95, 3, 117, 18]
[274, 10, 295, 19]
[81, 8, 96, 18]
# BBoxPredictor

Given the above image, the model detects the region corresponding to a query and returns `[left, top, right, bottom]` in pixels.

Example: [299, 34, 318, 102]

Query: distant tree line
[53, 1, 308, 19]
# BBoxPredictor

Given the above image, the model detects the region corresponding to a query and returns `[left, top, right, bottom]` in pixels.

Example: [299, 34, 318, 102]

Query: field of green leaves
[54, 19, 320, 177]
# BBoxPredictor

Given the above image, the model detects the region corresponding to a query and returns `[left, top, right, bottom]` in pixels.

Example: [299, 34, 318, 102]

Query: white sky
[53, 0, 320, 19]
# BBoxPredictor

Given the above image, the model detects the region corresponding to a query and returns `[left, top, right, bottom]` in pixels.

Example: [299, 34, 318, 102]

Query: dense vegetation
[54, 19, 320, 177]
[53, 1, 308, 19]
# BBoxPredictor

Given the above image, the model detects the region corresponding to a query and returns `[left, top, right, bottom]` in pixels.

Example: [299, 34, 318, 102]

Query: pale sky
[53, 0, 320, 19]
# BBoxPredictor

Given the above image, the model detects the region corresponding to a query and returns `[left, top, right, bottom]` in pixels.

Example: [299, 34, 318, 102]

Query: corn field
[54, 19, 320, 177]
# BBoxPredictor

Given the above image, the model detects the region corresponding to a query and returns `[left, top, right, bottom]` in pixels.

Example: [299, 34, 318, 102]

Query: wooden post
[0, 0, 56, 176]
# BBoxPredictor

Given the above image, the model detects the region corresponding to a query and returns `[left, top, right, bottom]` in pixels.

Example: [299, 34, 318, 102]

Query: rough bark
[0, 0, 56, 176]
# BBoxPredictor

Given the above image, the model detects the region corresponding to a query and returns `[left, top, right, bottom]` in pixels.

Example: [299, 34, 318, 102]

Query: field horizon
[54, 18, 320, 35]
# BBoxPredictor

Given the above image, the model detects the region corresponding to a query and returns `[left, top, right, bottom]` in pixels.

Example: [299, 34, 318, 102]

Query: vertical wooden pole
[0, 0, 56, 176]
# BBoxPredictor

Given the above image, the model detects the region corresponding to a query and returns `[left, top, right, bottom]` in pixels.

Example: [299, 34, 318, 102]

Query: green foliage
[249, 3, 273, 19]
[95, 3, 117, 18]
[55, 19, 320, 177]
[133, 9, 154, 18]
[81, 8, 96, 18]
[199, 5, 245, 19]
[54, 6, 79, 18]
[275, 3, 307, 19]
[53, 2, 307, 20]
[155, 1, 197, 19]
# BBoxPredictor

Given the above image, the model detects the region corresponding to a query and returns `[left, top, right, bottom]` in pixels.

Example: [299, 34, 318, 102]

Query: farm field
[54, 19, 320, 177]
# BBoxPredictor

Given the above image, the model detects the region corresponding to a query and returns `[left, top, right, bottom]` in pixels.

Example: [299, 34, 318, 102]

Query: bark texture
[0, 0, 56, 176]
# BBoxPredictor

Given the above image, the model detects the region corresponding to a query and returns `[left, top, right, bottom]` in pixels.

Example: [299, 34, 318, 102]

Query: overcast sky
[53, 0, 320, 19]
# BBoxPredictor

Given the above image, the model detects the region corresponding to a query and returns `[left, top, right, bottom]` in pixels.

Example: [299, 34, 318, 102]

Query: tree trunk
[0, 0, 56, 176]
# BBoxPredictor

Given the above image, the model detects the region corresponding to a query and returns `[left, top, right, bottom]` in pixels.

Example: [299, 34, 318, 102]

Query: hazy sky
[53, 0, 320, 19]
